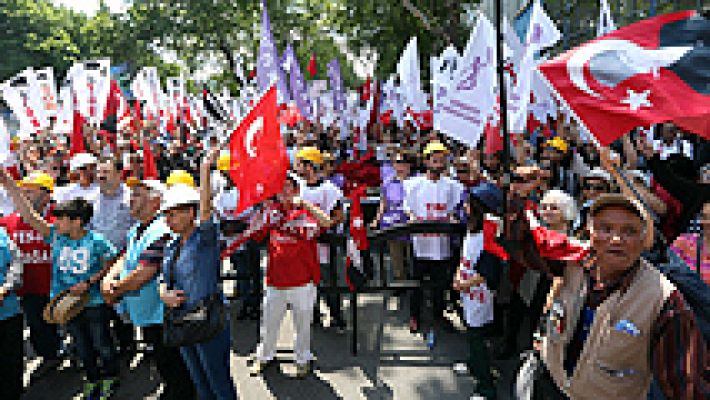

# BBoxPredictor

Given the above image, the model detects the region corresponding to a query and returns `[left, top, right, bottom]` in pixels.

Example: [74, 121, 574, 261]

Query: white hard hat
[160, 184, 200, 214]
[69, 153, 98, 172]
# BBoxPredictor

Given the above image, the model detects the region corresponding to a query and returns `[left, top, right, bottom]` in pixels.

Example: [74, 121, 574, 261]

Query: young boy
[0, 169, 119, 399]
[453, 182, 504, 400]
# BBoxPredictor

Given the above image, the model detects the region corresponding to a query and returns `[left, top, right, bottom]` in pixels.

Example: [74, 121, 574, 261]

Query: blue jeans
[180, 326, 237, 400]
[67, 305, 119, 382]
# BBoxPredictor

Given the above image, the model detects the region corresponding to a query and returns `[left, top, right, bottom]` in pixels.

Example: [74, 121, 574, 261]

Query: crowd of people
[0, 112, 707, 400]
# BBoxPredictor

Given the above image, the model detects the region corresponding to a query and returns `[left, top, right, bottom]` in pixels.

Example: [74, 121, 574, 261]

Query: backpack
[655, 259, 710, 344]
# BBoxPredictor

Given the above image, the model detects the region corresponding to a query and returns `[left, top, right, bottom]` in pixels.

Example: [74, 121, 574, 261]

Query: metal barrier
[218, 219, 467, 355]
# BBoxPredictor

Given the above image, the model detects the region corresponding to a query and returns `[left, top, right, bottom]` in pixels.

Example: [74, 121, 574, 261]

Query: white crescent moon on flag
[567, 39, 643, 98]
[567, 39, 691, 99]
[245, 116, 264, 158]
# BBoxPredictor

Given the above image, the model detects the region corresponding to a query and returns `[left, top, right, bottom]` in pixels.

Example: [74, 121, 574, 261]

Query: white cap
[69, 153, 98, 172]
[160, 184, 200, 214]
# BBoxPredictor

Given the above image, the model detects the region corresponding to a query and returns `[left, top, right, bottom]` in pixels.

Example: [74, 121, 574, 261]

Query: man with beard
[404, 141, 463, 338]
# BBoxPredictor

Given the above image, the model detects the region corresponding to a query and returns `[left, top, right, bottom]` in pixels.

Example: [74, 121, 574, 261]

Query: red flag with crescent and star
[229, 85, 288, 214]
[539, 10, 709, 145]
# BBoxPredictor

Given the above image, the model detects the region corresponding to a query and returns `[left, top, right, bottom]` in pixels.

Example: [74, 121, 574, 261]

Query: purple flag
[282, 44, 311, 120]
[326, 59, 346, 113]
[257, 0, 289, 103]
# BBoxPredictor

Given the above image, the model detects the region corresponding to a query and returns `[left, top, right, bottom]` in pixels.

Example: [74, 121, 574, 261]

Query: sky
[51, 0, 129, 16]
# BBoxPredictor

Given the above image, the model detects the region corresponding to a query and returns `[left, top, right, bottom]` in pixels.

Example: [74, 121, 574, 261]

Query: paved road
[22, 291, 524, 400]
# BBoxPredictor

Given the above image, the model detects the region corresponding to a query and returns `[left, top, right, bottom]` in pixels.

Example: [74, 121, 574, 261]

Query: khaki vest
[541, 259, 675, 400]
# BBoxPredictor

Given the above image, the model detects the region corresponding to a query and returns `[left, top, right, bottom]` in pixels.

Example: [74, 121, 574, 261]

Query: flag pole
[494, 0, 511, 212]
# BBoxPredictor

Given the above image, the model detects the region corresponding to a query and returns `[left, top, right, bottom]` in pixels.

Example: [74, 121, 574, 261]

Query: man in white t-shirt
[404, 141, 463, 334]
[295, 147, 346, 331]
[53, 153, 100, 204]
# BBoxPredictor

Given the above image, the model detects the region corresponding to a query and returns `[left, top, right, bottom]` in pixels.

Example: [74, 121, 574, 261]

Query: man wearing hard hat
[295, 146, 347, 332]
[101, 177, 196, 400]
[403, 141, 464, 340]
[0, 172, 62, 378]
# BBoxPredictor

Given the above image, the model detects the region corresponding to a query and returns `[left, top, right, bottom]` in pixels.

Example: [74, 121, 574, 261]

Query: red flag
[229, 85, 287, 213]
[526, 210, 590, 261]
[142, 139, 158, 179]
[360, 77, 371, 102]
[131, 99, 142, 132]
[484, 118, 502, 155]
[307, 52, 317, 78]
[539, 10, 710, 145]
[345, 185, 369, 291]
[526, 112, 542, 134]
[69, 110, 86, 156]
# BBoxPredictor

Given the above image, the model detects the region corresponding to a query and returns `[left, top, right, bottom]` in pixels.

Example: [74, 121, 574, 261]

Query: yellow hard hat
[423, 141, 449, 157]
[217, 153, 231, 172]
[18, 172, 55, 192]
[546, 136, 569, 153]
[296, 147, 323, 165]
[166, 170, 196, 188]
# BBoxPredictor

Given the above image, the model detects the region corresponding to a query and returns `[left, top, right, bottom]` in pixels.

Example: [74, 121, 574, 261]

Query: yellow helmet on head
[216, 153, 231, 172]
[423, 141, 449, 157]
[18, 172, 55, 192]
[295, 147, 323, 165]
[546, 136, 569, 153]
[166, 170, 195, 188]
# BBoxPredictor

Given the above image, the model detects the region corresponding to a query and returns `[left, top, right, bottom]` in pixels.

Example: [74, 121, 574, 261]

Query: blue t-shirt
[121, 218, 172, 326]
[46, 226, 118, 307]
[162, 221, 221, 309]
[0, 227, 20, 320]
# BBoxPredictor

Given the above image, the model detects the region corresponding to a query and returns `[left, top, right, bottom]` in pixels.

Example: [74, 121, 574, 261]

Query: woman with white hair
[539, 189, 577, 234]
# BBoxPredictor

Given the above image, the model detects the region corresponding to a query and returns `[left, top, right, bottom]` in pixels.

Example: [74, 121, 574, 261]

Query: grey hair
[541, 189, 577, 222]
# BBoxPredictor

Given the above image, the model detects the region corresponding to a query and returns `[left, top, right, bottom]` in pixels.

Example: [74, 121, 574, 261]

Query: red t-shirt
[222, 204, 322, 289]
[0, 211, 55, 296]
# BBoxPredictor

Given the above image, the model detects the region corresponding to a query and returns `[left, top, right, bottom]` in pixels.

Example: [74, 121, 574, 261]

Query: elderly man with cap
[404, 141, 464, 338]
[505, 188, 708, 399]
[0, 172, 62, 378]
[53, 152, 100, 205]
[295, 146, 347, 332]
[158, 150, 237, 400]
[101, 177, 195, 400]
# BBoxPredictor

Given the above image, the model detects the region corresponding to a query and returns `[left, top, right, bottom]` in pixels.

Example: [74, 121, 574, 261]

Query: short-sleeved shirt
[45, 226, 118, 307]
[161, 221, 221, 309]
[404, 175, 463, 260]
[120, 218, 172, 326]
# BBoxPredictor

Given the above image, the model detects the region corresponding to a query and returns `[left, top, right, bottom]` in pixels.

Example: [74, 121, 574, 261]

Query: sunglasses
[584, 184, 608, 191]
[510, 174, 527, 184]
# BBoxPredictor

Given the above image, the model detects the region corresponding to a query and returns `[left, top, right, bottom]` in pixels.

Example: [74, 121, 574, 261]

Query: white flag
[435, 15, 497, 147]
[32, 67, 58, 120]
[1, 69, 47, 136]
[431, 44, 461, 132]
[397, 37, 426, 112]
[526, 0, 562, 54]
[73, 59, 111, 125]
[529, 68, 557, 124]
[597, 0, 617, 37]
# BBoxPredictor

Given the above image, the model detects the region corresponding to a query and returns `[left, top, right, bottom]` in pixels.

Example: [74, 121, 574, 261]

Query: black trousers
[22, 294, 61, 359]
[142, 324, 196, 400]
[410, 258, 452, 325]
[533, 364, 569, 400]
[0, 314, 24, 399]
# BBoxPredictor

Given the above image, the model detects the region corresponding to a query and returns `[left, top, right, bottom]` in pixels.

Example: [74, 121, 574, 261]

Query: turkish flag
[539, 11, 710, 145]
[229, 85, 287, 214]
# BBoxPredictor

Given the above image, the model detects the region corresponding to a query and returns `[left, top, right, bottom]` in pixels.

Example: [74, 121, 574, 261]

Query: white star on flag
[621, 89, 652, 111]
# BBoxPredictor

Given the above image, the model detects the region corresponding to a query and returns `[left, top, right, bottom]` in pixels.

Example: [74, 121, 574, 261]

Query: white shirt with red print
[460, 232, 494, 328]
[404, 175, 463, 260]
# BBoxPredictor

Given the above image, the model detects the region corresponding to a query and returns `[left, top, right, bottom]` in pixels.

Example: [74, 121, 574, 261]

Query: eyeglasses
[539, 203, 560, 211]
[593, 225, 642, 241]
[510, 174, 527, 184]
